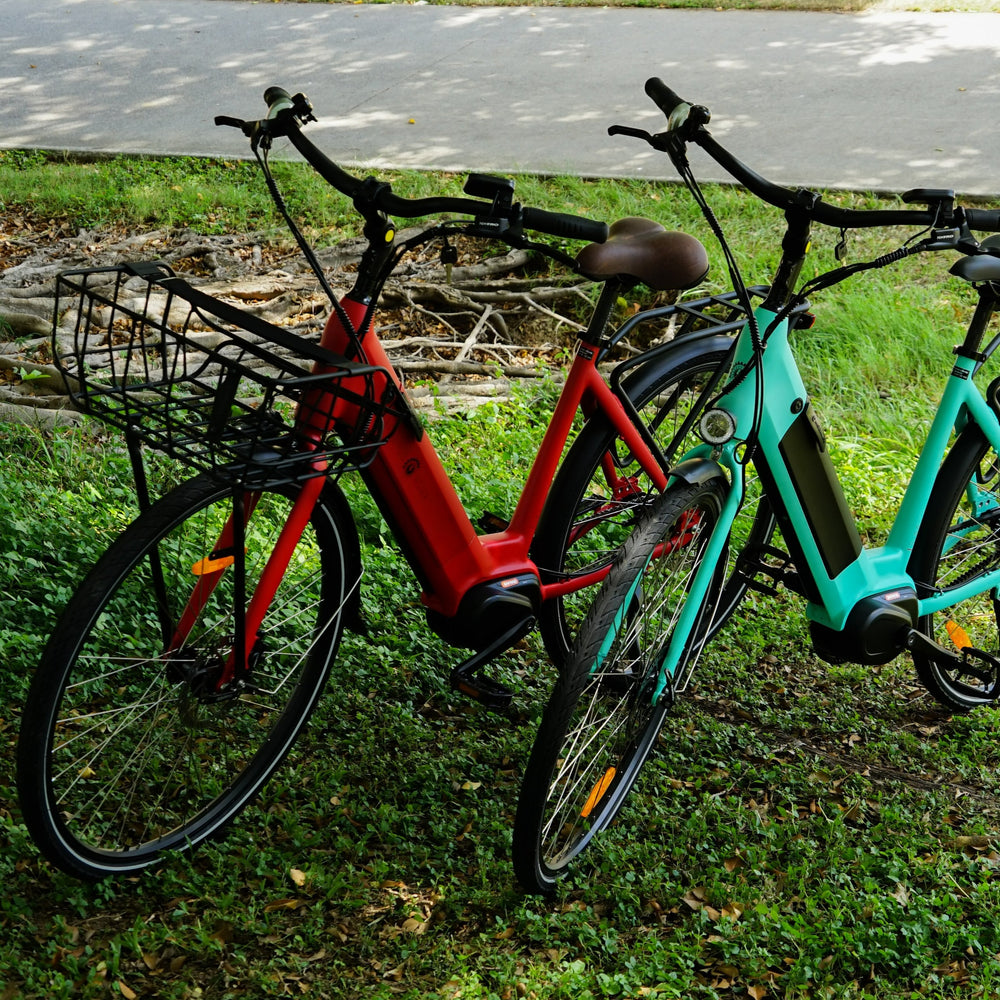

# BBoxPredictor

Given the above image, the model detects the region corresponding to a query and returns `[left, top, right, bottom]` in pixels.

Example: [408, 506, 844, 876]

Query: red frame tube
[175, 289, 671, 674]
[321, 300, 669, 618]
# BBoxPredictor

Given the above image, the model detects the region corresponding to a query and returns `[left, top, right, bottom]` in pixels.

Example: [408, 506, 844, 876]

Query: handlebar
[965, 209, 1000, 233]
[644, 78, 710, 138]
[633, 77, 1000, 236]
[217, 87, 609, 245]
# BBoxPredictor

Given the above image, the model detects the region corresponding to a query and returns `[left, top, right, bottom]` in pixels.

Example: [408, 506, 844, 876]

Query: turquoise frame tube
[651, 305, 1000, 703]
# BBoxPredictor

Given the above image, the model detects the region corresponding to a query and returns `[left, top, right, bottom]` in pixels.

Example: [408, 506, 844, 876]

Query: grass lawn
[3, 149, 1000, 997]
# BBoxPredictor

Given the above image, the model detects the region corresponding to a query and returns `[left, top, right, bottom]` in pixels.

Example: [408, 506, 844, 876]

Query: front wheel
[514, 477, 727, 894]
[910, 425, 1000, 712]
[534, 335, 773, 668]
[17, 473, 359, 880]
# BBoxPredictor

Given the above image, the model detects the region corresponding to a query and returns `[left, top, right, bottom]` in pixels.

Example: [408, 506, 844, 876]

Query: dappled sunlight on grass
[3, 146, 1000, 993]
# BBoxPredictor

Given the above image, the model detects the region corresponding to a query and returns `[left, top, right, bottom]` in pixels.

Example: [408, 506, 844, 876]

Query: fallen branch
[0, 220, 609, 419]
[393, 359, 552, 378]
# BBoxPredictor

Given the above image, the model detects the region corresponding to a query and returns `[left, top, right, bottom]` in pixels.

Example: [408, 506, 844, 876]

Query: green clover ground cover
[4, 393, 1000, 999]
[4, 153, 1000, 997]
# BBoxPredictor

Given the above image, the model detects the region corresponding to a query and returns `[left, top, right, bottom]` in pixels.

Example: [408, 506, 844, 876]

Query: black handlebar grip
[965, 209, 1000, 233]
[522, 207, 608, 243]
[263, 86, 294, 116]
[645, 78, 688, 118]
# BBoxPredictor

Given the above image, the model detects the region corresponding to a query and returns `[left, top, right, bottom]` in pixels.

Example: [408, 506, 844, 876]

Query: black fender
[669, 456, 726, 486]
[315, 479, 366, 634]
[615, 333, 735, 403]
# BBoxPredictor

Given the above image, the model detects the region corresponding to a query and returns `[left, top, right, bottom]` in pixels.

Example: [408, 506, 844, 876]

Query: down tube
[651, 455, 743, 704]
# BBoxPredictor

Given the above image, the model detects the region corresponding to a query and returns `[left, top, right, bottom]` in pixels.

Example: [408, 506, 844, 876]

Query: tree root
[0, 219, 674, 418]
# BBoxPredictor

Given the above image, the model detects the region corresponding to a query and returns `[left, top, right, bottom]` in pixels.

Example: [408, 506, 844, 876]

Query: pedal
[448, 617, 534, 712]
[738, 544, 803, 596]
[906, 629, 1000, 698]
[451, 669, 515, 711]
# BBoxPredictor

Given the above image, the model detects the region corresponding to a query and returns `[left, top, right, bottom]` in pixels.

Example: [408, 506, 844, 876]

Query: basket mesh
[53, 263, 408, 488]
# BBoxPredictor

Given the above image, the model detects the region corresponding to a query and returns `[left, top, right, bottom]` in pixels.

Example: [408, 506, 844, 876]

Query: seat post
[957, 282, 1000, 363]
[583, 277, 624, 347]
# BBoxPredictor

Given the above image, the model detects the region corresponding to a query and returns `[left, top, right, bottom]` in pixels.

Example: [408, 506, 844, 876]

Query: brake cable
[253, 147, 373, 364]
[666, 135, 765, 468]
[770, 221, 938, 332]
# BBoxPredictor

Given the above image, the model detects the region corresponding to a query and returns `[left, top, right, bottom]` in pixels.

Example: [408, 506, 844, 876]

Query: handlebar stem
[763, 204, 816, 310]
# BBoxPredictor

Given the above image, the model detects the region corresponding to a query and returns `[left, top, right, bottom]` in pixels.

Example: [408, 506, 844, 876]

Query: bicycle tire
[534, 334, 773, 667]
[910, 423, 1000, 711]
[514, 477, 728, 894]
[17, 472, 359, 880]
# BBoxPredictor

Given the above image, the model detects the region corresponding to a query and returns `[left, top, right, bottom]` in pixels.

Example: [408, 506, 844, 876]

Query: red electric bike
[16, 88, 767, 879]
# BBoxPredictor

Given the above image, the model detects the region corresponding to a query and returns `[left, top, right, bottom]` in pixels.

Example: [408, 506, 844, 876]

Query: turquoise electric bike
[514, 79, 1000, 894]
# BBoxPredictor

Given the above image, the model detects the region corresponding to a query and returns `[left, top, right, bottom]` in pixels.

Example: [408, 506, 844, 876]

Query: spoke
[53, 676, 173, 768]
[65, 655, 174, 692]
[79, 713, 190, 846]
[540, 680, 635, 853]
[940, 525, 1000, 587]
[56, 687, 177, 841]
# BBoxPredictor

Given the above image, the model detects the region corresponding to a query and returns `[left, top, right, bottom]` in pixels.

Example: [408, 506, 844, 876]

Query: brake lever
[608, 124, 653, 141]
[215, 96, 313, 145]
[919, 228, 964, 252]
[921, 217, 982, 256]
[214, 114, 280, 152]
[608, 124, 676, 153]
[464, 216, 513, 240]
[213, 114, 273, 152]
[214, 115, 255, 137]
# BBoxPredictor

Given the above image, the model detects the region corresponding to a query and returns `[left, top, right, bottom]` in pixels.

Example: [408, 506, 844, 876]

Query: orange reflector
[581, 767, 616, 819]
[945, 619, 972, 651]
[191, 554, 236, 576]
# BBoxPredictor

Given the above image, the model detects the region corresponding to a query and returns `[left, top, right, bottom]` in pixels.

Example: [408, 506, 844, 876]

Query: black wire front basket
[53, 262, 409, 489]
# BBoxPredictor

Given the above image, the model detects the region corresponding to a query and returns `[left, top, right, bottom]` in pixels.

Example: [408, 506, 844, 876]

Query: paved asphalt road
[1, 0, 999, 196]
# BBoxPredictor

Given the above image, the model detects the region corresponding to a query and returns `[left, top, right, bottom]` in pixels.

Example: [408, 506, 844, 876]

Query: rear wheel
[911, 425, 1000, 711]
[17, 473, 358, 880]
[514, 478, 727, 894]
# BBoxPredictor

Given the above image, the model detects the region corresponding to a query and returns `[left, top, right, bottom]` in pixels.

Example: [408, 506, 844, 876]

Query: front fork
[147, 462, 327, 695]
[650, 449, 744, 705]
